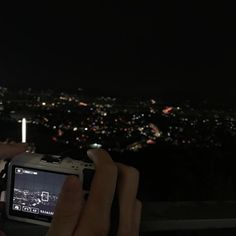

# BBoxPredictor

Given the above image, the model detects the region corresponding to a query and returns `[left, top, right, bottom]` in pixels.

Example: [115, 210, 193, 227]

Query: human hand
[47, 149, 142, 236]
[0, 143, 28, 235]
[0, 230, 6, 236]
[0, 142, 28, 160]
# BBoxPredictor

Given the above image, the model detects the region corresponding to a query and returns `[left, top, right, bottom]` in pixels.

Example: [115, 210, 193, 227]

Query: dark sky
[0, 2, 236, 101]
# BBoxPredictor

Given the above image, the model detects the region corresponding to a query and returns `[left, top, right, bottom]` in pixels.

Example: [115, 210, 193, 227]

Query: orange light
[58, 129, 64, 136]
[162, 106, 173, 114]
[147, 139, 156, 144]
[79, 102, 88, 106]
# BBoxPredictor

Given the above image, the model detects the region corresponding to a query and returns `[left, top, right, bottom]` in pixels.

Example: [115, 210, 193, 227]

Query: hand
[0, 230, 6, 236]
[0, 142, 27, 236]
[0, 142, 28, 160]
[47, 149, 142, 236]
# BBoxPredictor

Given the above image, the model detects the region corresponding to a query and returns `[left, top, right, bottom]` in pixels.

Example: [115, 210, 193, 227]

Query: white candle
[22, 118, 27, 143]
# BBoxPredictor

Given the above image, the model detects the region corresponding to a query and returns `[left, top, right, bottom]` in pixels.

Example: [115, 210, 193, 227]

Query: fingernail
[87, 149, 97, 164]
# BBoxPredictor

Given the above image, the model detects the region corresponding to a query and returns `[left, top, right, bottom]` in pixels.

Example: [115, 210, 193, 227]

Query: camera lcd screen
[9, 165, 71, 222]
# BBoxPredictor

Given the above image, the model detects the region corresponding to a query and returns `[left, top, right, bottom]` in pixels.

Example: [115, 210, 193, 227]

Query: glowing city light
[163, 106, 173, 114]
[22, 118, 27, 143]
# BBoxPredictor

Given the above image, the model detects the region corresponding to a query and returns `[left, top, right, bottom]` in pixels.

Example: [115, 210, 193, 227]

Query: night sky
[0, 2, 235, 101]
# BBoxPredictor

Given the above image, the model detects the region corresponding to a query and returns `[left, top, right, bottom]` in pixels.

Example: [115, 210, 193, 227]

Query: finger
[47, 176, 83, 236]
[116, 163, 140, 235]
[85, 149, 118, 214]
[0, 231, 6, 236]
[0, 143, 28, 159]
[74, 149, 117, 235]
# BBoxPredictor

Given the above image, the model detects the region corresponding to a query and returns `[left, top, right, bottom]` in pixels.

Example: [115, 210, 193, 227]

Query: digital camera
[6, 152, 95, 226]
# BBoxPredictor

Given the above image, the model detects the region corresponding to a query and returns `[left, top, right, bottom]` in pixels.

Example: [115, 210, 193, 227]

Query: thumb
[0, 143, 28, 159]
[0, 231, 6, 236]
[47, 176, 83, 236]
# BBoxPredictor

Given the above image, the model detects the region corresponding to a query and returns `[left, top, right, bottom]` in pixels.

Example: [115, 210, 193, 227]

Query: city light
[22, 118, 27, 143]
[0, 87, 235, 153]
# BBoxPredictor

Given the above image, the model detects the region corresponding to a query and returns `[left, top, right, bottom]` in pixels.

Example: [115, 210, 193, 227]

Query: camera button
[13, 204, 21, 211]
[83, 169, 95, 191]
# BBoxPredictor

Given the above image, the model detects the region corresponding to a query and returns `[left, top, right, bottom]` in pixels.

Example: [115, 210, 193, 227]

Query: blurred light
[79, 102, 88, 106]
[22, 118, 27, 143]
[149, 123, 161, 138]
[150, 99, 156, 104]
[52, 137, 57, 142]
[163, 106, 173, 114]
[58, 129, 63, 136]
[147, 139, 156, 144]
[90, 143, 102, 149]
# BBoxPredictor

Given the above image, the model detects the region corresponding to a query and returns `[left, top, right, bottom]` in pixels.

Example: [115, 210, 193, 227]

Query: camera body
[6, 152, 95, 226]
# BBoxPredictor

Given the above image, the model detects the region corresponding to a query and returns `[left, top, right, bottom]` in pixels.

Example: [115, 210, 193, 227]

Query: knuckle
[102, 163, 118, 176]
[126, 166, 139, 181]
[98, 148, 111, 158]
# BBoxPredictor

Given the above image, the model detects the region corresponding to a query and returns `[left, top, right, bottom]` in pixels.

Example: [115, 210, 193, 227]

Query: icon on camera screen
[22, 206, 31, 213]
[41, 191, 49, 202]
[15, 168, 23, 174]
[13, 204, 21, 211]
